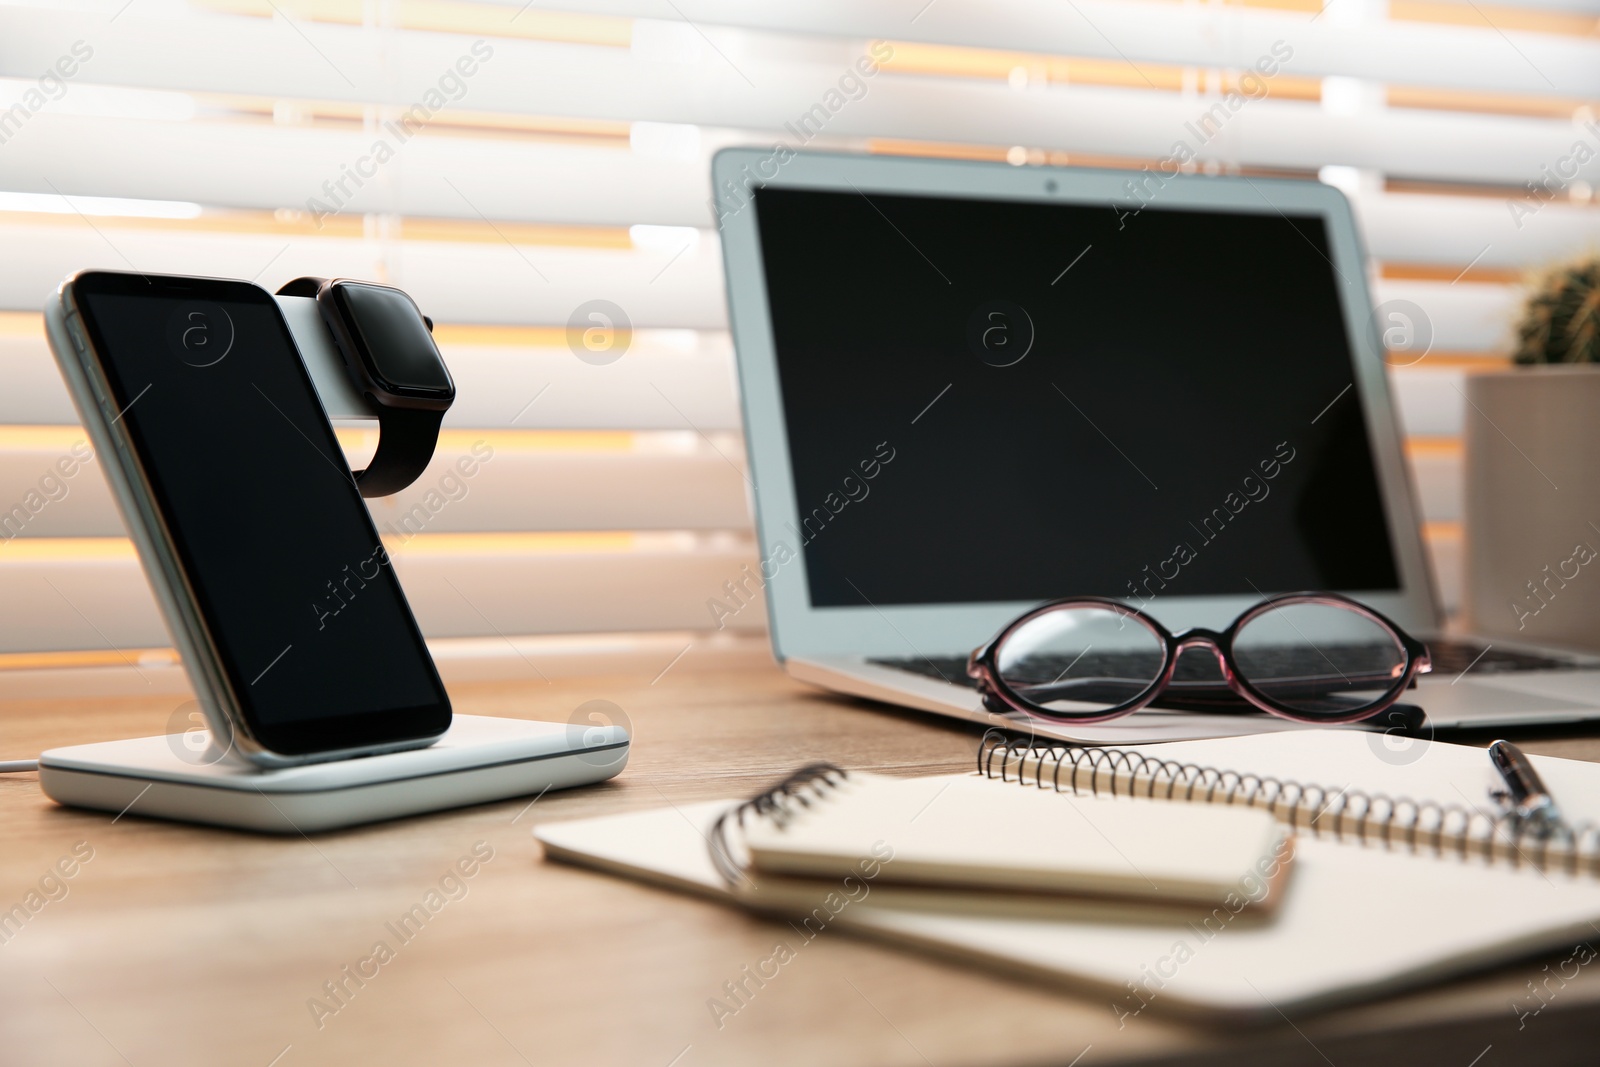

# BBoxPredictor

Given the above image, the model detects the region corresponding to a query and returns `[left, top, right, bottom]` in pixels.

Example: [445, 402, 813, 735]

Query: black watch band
[276, 276, 325, 299]
[353, 407, 444, 497]
[277, 277, 452, 499]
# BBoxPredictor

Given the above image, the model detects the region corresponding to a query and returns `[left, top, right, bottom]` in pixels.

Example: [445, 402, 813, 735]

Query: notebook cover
[536, 759, 1600, 1023]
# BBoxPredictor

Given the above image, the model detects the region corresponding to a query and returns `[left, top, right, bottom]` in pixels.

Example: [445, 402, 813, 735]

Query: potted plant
[1462, 256, 1600, 650]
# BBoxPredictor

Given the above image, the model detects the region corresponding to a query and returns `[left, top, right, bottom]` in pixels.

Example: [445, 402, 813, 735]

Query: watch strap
[276, 276, 326, 298]
[354, 407, 444, 498]
[278, 276, 445, 498]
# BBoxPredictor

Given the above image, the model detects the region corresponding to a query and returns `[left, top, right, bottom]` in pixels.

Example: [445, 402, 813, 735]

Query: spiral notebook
[535, 731, 1600, 1022]
[713, 768, 1294, 922]
[733, 770, 1289, 900]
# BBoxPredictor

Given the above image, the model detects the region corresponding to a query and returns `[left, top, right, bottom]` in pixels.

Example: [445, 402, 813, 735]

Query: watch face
[332, 282, 454, 397]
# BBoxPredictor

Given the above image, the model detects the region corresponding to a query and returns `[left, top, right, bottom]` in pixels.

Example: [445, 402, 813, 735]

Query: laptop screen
[752, 185, 1401, 609]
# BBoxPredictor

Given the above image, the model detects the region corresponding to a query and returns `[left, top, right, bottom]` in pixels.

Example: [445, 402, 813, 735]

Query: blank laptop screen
[751, 185, 1401, 608]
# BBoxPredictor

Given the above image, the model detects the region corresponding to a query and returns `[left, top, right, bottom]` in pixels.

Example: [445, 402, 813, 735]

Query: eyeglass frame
[966, 591, 1433, 726]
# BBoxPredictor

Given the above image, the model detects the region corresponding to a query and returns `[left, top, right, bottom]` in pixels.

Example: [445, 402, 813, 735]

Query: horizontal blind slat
[526, 0, 1600, 98]
[0, 430, 1463, 536]
[1371, 279, 1521, 351]
[0, 333, 743, 430]
[1420, 0, 1600, 13]
[9, 4, 1600, 104]
[2, 114, 713, 228]
[0, 224, 1528, 348]
[0, 432, 754, 538]
[0, 535, 765, 651]
[0, 525, 1462, 650]
[1357, 192, 1600, 269]
[3, 11, 1597, 185]
[1390, 367, 1470, 436]
[11, 115, 1600, 264]
[0, 222, 727, 327]
[1407, 448, 1463, 524]
[1426, 521, 1464, 615]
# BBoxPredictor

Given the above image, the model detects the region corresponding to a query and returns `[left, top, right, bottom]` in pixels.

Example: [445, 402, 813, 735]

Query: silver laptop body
[712, 148, 1600, 745]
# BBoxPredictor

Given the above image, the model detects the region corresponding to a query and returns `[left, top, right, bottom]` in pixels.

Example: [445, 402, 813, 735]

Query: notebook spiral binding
[978, 732, 1600, 878]
[708, 762, 850, 886]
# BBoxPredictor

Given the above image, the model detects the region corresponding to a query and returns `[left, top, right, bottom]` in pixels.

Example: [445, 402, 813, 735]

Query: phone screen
[72, 272, 450, 756]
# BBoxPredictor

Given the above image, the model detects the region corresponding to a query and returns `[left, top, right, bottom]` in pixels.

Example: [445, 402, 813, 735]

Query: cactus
[1512, 256, 1600, 365]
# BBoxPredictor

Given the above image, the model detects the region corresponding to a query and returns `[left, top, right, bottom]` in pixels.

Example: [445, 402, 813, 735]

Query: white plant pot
[1462, 365, 1600, 651]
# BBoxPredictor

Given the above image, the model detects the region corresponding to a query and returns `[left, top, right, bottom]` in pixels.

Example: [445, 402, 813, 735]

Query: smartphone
[49, 270, 451, 766]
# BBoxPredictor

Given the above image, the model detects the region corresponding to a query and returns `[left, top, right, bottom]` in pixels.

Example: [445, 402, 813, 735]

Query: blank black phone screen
[74, 273, 449, 755]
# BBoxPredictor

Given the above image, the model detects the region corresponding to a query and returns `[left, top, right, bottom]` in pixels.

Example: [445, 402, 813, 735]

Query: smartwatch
[278, 277, 454, 497]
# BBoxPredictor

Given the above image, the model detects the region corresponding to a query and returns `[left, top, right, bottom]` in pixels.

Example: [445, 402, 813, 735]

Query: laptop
[711, 148, 1600, 744]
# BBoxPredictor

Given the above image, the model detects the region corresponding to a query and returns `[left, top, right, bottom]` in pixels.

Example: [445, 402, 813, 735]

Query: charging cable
[0, 760, 40, 772]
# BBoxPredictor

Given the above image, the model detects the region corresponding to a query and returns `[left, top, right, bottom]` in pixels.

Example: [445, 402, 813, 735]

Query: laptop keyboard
[870, 637, 1587, 691]
[1422, 639, 1585, 675]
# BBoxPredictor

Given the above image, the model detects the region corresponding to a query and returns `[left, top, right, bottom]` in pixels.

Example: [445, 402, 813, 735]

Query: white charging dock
[39, 715, 629, 833]
[41, 295, 628, 834]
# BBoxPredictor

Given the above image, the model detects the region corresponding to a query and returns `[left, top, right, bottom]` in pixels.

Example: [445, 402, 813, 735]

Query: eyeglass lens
[994, 605, 1166, 715]
[1231, 601, 1406, 716]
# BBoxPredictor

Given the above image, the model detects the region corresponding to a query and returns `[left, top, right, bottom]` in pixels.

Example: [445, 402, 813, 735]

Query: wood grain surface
[3, 663, 1600, 1066]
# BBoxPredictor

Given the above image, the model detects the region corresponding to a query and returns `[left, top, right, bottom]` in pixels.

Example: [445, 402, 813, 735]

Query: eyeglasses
[967, 592, 1431, 726]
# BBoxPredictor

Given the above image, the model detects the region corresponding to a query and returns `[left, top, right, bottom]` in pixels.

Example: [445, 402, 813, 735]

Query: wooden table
[5, 664, 1600, 1066]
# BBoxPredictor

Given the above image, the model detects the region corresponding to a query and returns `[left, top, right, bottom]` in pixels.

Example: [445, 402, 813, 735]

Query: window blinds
[0, 0, 1595, 675]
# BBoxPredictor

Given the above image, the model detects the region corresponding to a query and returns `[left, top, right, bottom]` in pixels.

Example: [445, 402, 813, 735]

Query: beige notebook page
[740, 772, 1285, 903]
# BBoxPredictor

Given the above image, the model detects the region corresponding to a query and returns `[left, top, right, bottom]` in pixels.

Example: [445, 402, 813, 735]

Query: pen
[1488, 739, 1564, 836]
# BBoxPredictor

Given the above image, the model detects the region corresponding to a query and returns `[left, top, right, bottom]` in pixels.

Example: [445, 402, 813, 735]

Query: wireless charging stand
[39, 716, 630, 833]
[40, 293, 629, 834]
